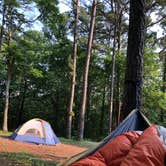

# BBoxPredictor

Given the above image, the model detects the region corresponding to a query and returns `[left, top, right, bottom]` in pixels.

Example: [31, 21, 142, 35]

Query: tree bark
[160, 55, 166, 122]
[3, 71, 11, 131]
[162, 55, 166, 93]
[86, 85, 91, 125]
[66, 0, 79, 139]
[109, 28, 116, 133]
[3, 59, 14, 131]
[17, 79, 27, 127]
[121, 0, 145, 118]
[116, 5, 122, 125]
[78, 0, 97, 140]
[2, 5, 14, 131]
[99, 85, 106, 135]
[116, 70, 121, 124]
[109, 0, 117, 133]
[0, 0, 6, 50]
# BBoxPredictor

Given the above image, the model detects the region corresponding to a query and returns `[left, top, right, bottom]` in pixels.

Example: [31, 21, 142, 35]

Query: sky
[30, 1, 164, 40]
[57, 1, 163, 38]
[150, 12, 164, 38]
[58, 0, 71, 13]
[31, 1, 70, 31]
[0, 0, 164, 39]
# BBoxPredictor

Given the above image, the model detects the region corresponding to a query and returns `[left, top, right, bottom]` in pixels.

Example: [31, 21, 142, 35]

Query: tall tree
[0, 0, 6, 50]
[2, 0, 33, 131]
[121, 0, 145, 117]
[116, 4, 122, 125]
[3, 1, 14, 131]
[67, 0, 79, 139]
[159, 35, 166, 122]
[161, 46, 166, 93]
[79, 0, 97, 140]
[161, 53, 166, 121]
[109, 0, 117, 133]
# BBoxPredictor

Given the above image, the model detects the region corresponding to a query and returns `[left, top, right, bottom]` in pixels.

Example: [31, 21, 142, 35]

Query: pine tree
[67, 0, 79, 139]
[79, 0, 97, 140]
[121, 0, 146, 117]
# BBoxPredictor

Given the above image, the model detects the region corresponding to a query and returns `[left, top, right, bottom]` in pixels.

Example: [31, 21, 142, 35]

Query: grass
[0, 152, 58, 166]
[0, 130, 12, 136]
[0, 130, 98, 165]
[0, 130, 99, 148]
[59, 137, 98, 148]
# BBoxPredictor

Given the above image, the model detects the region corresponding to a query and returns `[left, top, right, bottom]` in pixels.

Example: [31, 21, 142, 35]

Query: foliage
[0, 153, 58, 166]
[0, 130, 12, 136]
[0, 0, 165, 140]
[59, 137, 98, 148]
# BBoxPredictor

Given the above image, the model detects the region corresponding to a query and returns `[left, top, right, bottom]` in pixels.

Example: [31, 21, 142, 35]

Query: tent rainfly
[11, 118, 60, 145]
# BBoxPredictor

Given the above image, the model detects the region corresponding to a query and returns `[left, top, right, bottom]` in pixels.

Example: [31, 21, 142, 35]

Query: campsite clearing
[0, 136, 87, 165]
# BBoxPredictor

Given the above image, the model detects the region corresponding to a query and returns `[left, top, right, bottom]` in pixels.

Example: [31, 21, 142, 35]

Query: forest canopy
[0, 0, 165, 140]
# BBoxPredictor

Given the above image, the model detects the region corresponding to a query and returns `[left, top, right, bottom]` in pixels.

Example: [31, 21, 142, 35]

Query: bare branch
[147, 15, 166, 28]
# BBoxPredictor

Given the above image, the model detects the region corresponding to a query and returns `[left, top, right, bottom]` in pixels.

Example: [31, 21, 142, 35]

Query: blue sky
[32, 1, 70, 31]
[31, 1, 163, 40]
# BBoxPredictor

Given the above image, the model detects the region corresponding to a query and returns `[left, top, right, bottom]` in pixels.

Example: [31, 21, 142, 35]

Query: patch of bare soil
[0, 137, 87, 163]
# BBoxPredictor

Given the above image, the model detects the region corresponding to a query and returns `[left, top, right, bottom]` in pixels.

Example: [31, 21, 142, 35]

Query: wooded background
[0, 0, 165, 141]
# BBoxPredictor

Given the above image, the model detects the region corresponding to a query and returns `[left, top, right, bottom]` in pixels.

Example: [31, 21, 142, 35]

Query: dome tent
[11, 118, 60, 145]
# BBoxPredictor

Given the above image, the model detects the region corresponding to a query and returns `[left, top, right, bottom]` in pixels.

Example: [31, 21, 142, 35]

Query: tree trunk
[3, 72, 10, 131]
[99, 85, 106, 135]
[2, 5, 14, 131]
[109, 1, 117, 133]
[51, 93, 59, 116]
[66, 0, 79, 139]
[162, 55, 166, 92]
[86, 85, 91, 125]
[78, 0, 97, 140]
[160, 55, 166, 121]
[17, 79, 27, 127]
[3, 60, 14, 131]
[121, 0, 145, 118]
[0, 0, 6, 50]
[109, 29, 116, 133]
[116, 71, 121, 124]
[116, 7, 122, 125]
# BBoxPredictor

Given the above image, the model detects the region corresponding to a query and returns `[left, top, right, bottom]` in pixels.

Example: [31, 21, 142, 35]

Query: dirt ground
[0, 137, 87, 163]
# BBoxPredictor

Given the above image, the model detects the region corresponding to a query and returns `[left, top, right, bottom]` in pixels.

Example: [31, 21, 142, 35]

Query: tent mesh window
[24, 129, 41, 137]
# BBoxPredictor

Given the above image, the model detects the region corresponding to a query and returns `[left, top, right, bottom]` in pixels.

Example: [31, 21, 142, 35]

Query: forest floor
[0, 136, 87, 165]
